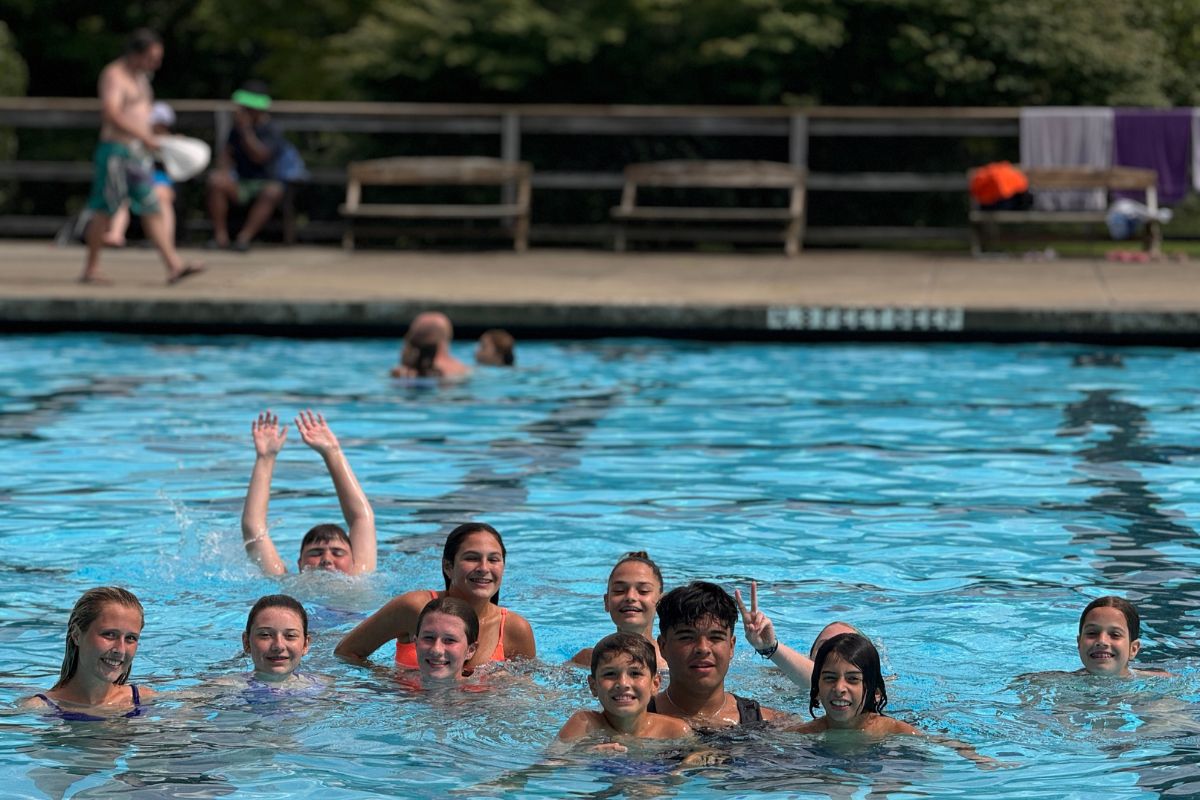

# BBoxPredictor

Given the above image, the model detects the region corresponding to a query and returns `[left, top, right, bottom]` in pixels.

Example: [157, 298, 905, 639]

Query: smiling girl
[789, 633, 1002, 768]
[243, 594, 319, 687]
[27, 587, 155, 720]
[335, 523, 535, 671]
[1074, 596, 1170, 678]
[571, 552, 667, 672]
[410, 596, 480, 684]
[789, 632, 911, 736]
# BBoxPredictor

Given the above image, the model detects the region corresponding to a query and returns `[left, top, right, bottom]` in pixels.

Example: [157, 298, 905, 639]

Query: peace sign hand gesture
[734, 581, 777, 653]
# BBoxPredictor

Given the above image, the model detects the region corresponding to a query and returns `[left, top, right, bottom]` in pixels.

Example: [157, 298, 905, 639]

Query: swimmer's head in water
[55, 586, 144, 689]
[245, 594, 309, 638]
[590, 631, 658, 678]
[298, 524, 354, 573]
[656, 581, 737, 637]
[590, 632, 661, 719]
[656, 582, 737, 690]
[809, 632, 886, 719]
[604, 552, 663, 632]
[1078, 596, 1142, 676]
[243, 594, 310, 679]
[442, 523, 507, 605]
[808, 621, 860, 660]
[415, 596, 480, 681]
[401, 337, 441, 377]
[476, 329, 515, 366]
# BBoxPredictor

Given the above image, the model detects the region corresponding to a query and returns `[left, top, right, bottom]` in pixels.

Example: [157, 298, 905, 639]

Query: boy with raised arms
[241, 409, 377, 576]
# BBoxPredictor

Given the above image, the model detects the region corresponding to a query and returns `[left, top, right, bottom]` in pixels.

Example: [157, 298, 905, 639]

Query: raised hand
[295, 409, 340, 456]
[251, 410, 288, 458]
[734, 581, 777, 652]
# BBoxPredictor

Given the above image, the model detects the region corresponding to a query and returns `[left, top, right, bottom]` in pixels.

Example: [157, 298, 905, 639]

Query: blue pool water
[2, 334, 1200, 798]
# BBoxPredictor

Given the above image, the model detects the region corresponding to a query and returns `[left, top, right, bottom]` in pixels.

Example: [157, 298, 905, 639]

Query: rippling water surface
[3, 334, 1200, 798]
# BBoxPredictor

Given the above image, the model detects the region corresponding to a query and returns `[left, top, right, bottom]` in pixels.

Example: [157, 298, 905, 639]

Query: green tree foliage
[0, 21, 27, 97]
[322, 0, 845, 103]
[0, 0, 1196, 106]
[829, 0, 1182, 106]
[0, 20, 28, 204]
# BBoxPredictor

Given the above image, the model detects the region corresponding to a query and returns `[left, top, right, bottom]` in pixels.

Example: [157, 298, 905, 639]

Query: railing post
[214, 107, 232, 155]
[501, 112, 521, 207]
[789, 113, 808, 169]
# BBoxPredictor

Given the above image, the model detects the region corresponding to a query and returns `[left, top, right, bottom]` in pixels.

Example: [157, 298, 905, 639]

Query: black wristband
[755, 641, 779, 659]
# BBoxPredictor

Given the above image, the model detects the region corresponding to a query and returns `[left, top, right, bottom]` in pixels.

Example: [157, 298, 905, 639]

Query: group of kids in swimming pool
[26, 410, 1167, 764]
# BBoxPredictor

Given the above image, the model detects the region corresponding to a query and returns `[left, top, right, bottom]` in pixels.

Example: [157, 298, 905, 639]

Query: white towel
[1020, 107, 1113, 211]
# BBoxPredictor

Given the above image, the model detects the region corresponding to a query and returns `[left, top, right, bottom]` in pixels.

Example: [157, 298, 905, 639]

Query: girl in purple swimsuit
[26, 587, 155, 720]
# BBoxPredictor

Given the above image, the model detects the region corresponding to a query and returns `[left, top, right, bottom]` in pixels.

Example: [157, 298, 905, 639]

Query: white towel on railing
[1020, 107, 1113, 211]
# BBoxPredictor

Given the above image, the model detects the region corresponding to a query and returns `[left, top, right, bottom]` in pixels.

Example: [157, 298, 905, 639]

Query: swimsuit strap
[33, 693, 60, 712]
[732, 693, 763, 724]
[130, 684, 141, 705]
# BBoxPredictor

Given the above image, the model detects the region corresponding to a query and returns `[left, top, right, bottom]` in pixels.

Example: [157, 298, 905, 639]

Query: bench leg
[614, 224, 627, 252]
[342, 223, 356, 252]
[784, 218, 802, 257]
[513, 213, 529, 253]
[1144, 220, 1162, 255]
[282, 185, 297, 245]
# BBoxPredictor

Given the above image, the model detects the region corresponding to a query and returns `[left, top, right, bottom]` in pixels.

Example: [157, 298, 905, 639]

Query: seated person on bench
[206, 80, 288, 252]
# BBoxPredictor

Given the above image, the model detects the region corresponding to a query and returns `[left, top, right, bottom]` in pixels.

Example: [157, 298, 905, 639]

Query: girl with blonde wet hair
[27, 586, 155, 720]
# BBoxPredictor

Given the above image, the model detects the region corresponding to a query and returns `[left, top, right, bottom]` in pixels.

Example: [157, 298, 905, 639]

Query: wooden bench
[339, 157, 532, 251]
[610, 160, 807, 256]
[968, 166, 1161, 256]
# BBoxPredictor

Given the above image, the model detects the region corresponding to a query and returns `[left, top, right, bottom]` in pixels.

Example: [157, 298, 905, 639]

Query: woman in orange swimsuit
[334, 522, 536, 672]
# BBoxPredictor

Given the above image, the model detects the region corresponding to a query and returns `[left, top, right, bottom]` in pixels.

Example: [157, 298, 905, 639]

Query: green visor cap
[232, 89, 271, 110]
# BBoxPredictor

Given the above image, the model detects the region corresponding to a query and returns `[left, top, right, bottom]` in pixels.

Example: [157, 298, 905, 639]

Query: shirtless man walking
[80, 29, 203, 286]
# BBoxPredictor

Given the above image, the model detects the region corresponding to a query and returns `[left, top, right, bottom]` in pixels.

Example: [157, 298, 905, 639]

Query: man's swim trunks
[87, 141, 162, 216]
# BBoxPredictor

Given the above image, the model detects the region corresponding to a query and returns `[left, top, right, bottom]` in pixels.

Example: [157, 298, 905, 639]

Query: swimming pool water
[3, 334, 1200, 798]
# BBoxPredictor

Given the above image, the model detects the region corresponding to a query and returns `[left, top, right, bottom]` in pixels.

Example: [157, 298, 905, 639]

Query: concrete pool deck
[3, 239, 1200, 340]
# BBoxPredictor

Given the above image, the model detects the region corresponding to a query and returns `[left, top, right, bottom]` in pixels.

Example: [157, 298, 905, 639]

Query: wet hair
[656, 581, 737, 636]
[590, 631, 657, 677]
[608, 551, 664, 590]
[416, 596, 480, 645]
[401, 338, 441, 377]
[245, 594, 309, 638]
[299, 524, 352, 554]
[125, 28, 161, 55]
[1079, 596, 1141, 640]
[480, 329, 516, 366]
[53, 587, 144, 689]
[808, 620, 861, 660]
[808, 632, 887, 718]
[442, 522, 506, 604]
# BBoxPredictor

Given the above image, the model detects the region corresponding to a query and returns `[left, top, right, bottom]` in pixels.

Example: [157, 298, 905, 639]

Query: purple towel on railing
[1191, 108, 1200, 193]
[1113, 108, 1192, 204]
[1019, 107, 1112, 211]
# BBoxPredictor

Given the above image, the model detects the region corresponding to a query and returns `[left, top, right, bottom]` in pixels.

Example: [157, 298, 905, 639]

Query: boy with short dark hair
[652, 581, 784, 728]
[557, 632, 691, 744]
